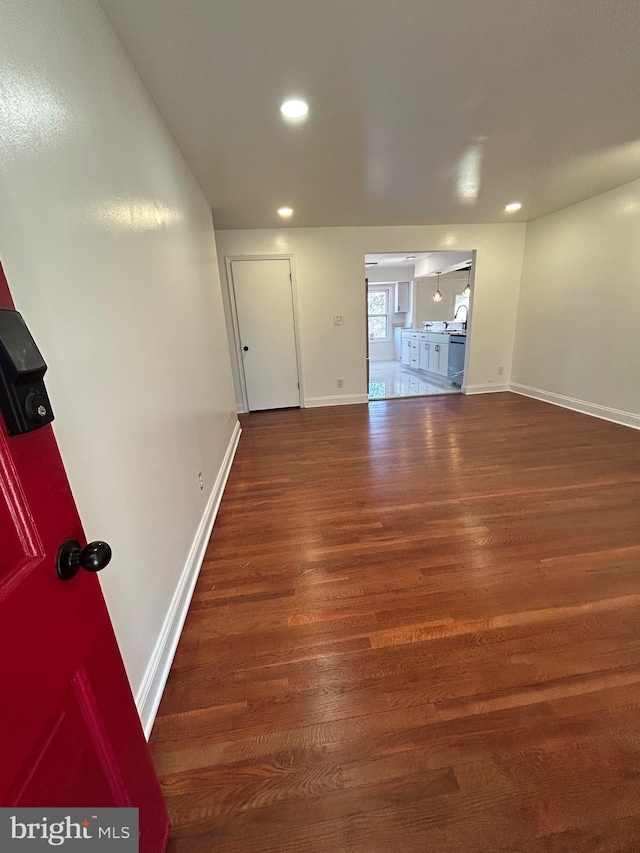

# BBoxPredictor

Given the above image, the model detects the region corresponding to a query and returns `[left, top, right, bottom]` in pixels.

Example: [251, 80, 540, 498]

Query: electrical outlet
[497, 366, 505, 376]
[337, 378, 344, 388]
[198, 472, 204, 490]
[334, 315, 343, 325]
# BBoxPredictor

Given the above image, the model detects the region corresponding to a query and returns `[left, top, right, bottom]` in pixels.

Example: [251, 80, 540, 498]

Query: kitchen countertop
[400, 329, 467, 337]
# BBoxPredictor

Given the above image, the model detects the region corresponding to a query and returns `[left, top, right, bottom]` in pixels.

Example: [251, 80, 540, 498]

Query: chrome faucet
[453, 304, 468, 323]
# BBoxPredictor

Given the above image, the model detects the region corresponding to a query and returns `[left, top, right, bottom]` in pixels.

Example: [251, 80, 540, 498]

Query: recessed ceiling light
[406, 256, 416, 260]
[505, 202, 522, 212]
[277, 207, 293, 217]
[280, 99, 309, 119]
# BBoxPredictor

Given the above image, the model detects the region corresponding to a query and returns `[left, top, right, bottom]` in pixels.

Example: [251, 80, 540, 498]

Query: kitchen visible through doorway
[365, 251, 474, 401]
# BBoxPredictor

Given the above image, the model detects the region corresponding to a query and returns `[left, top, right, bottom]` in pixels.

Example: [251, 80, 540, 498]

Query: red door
[0, 262, 169, 851]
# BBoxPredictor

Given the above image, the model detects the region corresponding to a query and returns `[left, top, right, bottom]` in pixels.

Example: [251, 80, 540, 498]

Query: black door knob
[243, 345, 249, 351]
[56, 539, 112, 581]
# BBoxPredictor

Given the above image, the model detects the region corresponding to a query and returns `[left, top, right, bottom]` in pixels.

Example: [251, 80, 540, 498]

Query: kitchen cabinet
[400, 331, 459, 383]
[393, 327, 403, 360]
[401, 335, 411, 365]
[410, 333, 420, 368]
[419, 340, 430, 371]
[437, 343, 450, 377]
[394, 281, 410, 313]
[429, 341, 449, 376]
[428, 343, 440, 373]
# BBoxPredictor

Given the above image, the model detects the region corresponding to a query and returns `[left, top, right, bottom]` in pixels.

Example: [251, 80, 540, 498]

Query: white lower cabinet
[402, 333, 454, 381]
[419, 340, 430, 371]
[431, 342, 449, 377]
[428, 343, 440, 374]
[401, 336, 411, 365]
[401, 332, 455, 382]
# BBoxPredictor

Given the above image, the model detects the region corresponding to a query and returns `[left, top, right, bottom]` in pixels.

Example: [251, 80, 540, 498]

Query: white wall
[0, 0, 238, 715]
[415, 271, 470, 325]
[511, 179, 640, 427]
[216, 224, 526, 404]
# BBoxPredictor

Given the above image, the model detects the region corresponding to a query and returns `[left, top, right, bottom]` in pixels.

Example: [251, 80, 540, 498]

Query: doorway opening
[365, 251, 475, 401]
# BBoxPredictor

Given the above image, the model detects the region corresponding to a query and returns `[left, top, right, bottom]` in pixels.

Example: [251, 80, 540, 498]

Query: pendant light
[462, 266, 471, 297]
[432, 272, 443, 303]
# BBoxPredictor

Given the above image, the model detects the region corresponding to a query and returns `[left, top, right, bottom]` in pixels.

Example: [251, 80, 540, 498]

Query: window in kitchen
[454, 293, 470, 322]
[368, 286, 391, 341]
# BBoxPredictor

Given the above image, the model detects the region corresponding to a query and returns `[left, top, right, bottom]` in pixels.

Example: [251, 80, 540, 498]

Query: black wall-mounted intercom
[0, 309, 54, 436]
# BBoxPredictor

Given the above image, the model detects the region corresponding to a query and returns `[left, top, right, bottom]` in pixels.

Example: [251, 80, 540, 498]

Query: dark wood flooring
[150, 392, 640, 852]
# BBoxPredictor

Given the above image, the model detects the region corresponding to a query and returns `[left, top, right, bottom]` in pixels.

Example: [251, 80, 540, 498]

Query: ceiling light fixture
[406, 255, 416, 260]
[505, 202, 522, 212]
[433, 272, 443, 303]
[280, 99, 309, 119]
[462, 266, 472, 297]
[277, 207, 293, 217]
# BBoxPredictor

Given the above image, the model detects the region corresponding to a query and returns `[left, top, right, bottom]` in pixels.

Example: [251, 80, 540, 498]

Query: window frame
[367, 284, 393, 343]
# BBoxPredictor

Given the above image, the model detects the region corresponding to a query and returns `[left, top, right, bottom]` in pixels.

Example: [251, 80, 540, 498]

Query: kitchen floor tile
[368, 360, 461, 400]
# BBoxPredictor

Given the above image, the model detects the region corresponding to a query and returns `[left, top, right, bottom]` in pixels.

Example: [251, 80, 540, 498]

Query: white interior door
[231, 258, 300, 411]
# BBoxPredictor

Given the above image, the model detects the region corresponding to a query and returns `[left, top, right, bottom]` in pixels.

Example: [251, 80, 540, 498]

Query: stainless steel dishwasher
[448, 335, 466, 386]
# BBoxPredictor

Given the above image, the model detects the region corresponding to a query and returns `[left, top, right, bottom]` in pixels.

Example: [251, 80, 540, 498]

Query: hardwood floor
[150, 392, 640, 852]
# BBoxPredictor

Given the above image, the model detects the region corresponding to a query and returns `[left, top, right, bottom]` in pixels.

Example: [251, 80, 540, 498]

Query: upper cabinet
[394, 281, 411, 313]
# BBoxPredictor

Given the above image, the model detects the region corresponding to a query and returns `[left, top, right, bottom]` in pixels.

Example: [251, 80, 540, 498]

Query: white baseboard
[304, 394, 369, 408]
[509, 383, 640, 431]
[135, 420, 242, 738]
[462, 382, 510, 395]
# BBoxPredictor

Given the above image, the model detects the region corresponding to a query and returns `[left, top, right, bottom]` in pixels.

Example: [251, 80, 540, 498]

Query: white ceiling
[99, 0, 640, 230]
